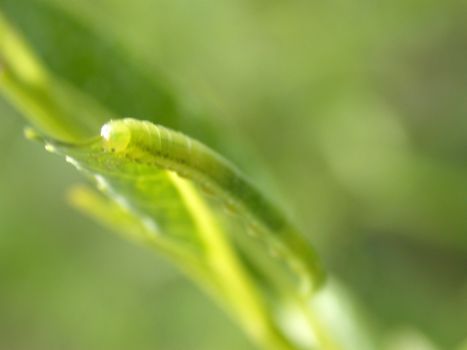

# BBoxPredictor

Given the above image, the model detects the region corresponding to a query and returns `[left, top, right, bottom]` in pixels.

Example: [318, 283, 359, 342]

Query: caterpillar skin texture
[100, 119, 324, 289]
[101, 119, 284, 229]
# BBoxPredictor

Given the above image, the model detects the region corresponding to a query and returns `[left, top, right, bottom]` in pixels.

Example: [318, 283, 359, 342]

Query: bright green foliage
[1, 1, 466, 350]
[0, 9, 340, 350]
[0, 4, 378, 348]
[26, 116, 329, 349]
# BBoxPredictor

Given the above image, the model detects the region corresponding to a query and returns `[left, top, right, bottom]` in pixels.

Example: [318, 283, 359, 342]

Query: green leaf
[0, 6, 376, 350]
[26, 117, 325, 349]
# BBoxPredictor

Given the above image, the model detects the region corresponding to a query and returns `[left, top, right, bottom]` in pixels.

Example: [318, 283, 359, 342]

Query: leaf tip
[23, 126, 39, 141]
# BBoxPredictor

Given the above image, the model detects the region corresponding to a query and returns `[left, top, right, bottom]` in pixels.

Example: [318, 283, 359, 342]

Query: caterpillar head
[101, 120, 131, 152]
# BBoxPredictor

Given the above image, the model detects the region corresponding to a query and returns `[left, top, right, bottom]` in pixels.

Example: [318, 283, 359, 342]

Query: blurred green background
[0, 0, 466, 349]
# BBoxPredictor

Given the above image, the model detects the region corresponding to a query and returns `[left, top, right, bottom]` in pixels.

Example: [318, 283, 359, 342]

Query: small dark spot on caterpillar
[224, 201, 239, 216]
[177, 169, 190, 178]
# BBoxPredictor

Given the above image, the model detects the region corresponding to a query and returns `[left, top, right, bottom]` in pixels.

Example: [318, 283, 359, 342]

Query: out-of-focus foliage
[0, 0, 466, 349]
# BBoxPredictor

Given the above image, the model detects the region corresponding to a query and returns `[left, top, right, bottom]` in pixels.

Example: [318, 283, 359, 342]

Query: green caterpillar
[99, 118, 325, 292]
